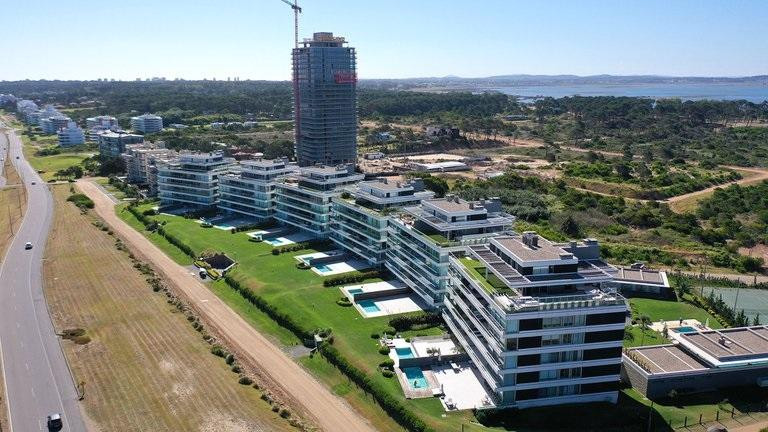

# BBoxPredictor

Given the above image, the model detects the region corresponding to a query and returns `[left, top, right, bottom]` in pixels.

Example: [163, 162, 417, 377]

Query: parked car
[25, 242, 32, 250]
[31, 181, 36, 185]
[46, 413, 63, 430]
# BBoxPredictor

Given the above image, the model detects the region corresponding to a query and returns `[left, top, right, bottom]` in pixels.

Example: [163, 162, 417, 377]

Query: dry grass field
[0, 149, 25, 432]
[43, 185, 291, 432]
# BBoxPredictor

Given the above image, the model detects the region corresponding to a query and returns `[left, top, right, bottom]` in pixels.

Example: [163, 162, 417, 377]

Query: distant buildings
[122, 142, 176, 196]
[274, 164, 364, 237]
[97, 131, 144, 158]
[130, 113, 164, 134]
[57, 121, 85, 147]
[409, 161, 469, 173]
[219, 158, 296, 221]
[293, 32, 357, 166]
[40, 115, 71, 134]
[86, 115, 119, 130]
[156, 151, 233, 210]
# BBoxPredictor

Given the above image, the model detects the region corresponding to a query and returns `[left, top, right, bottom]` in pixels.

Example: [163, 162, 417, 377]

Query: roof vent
[522, 232, 539, 248]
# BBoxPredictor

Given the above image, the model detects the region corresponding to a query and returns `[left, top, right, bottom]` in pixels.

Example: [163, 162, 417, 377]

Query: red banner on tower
[334, 71, 357, 84]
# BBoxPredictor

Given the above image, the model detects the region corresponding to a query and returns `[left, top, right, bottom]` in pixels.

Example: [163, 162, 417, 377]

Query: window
[542, 315, 586, 329]
[541, 333, 584, 346]
[532, 266, 548, 275]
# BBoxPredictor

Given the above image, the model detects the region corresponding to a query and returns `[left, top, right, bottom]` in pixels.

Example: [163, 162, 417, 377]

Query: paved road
[0, 123, 87, 431]
[78, 179, 377, 432]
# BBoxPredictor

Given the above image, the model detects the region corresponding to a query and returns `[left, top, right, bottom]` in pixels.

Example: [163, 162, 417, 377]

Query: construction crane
[279, 0, 302, 48]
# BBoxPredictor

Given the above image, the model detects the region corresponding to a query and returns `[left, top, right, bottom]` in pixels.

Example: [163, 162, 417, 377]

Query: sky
[2, 0, 767, 81]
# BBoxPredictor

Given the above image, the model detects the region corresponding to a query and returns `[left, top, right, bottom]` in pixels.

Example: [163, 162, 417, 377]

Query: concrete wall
[622, 357, 768, 398]
[354, 287, 411, 301]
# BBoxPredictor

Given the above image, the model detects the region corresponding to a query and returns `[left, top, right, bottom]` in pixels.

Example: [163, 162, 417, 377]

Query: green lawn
[117, 204, 481, 431]
[117, 204, 749, 432]
[629, 297, 723, 329]
[19, 135, 93, 181]
[623, 326, 668, 348]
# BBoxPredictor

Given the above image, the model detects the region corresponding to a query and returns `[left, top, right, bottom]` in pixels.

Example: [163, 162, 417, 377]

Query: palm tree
[639, 315, 652, 346]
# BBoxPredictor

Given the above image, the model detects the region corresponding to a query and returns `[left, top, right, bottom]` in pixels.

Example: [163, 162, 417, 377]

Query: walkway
[76, 179, 376, 432]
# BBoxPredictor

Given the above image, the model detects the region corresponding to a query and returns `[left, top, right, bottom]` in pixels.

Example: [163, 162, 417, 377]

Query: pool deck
[395, 367, 440, 399]
[353, 293, 427, 318]
[650, 318, 708, 333]
[432, 362, 495, 410]
[310, 259, 369, 276]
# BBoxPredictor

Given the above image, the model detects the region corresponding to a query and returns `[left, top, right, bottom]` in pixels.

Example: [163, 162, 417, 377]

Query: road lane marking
[25, 362, 29, 371]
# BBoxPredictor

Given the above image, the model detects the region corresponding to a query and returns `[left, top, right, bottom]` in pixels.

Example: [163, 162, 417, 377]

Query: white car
[25, 242, 33, 250]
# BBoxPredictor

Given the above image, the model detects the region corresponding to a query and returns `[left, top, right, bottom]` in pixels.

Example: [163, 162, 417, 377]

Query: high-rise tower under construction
[292, 32, 357, 166]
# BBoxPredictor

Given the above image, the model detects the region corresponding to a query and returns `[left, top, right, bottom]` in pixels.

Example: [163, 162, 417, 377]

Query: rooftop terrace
[676, 326, 768, 366]
[625, 345, 710, 374]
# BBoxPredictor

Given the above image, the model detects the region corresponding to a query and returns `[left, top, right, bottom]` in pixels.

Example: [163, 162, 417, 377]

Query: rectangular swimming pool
[403, 367, 428, 389]
[314, 264, 333, 274]
[347, 288, 364, 295]
[674, 326, 698, 333]
[358, 300, 380, 313]
[395, 347, 414, 359]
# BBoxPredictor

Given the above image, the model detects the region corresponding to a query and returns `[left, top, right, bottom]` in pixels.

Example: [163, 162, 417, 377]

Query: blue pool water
[403, 367, 428, 389]
[395, 347, 414, 359]
[674, 326, 698, 333]
[358, 300, 380, 313]
[348, 288, 364, 295]
[263, 238, 287, 246]
[314, 265, 333, 274]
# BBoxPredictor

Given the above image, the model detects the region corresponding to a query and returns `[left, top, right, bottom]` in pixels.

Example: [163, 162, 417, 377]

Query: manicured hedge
[389, 311, 443, 332]
[127, 205, 196, 258]
[319, 344, 434, 432]
[323, 270, 382, 287]
[223, 275, 313, 341]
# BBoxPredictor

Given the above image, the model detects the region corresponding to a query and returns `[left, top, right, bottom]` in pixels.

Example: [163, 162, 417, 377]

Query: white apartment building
[274, 164, 364, 238]
[157, 151, 233, 210]
[330, 177, 434, 266]
[122, 142, 176, 195]
[386, 196, 515, 307]
[219, 157, 296, 221]
[86, 115, 119, 130]
[444, 233, 628, 408]
[98, 131, 144, 158]
[57, 121, 85, 147]
[130, 113, 164, 134]
[40, 114, 71, 134]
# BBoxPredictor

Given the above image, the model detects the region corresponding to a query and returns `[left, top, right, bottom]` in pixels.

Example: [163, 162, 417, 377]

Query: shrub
[382, 370, 394, 378]
[370, 332, 380, 339]
[279, 408, 291, 419]
[210, 345, 227, 357]
[231, 365, 242, 373]
[323, 270, 382, 287]
[225, 354, 235, 365]
[389, 312, 443, 332]
[379, 359, 395, 368]
[142, 209, 158, 216]
[238, 376, 253, 385]
[66, 194, 94, 209]
[378, 346, 390, 355]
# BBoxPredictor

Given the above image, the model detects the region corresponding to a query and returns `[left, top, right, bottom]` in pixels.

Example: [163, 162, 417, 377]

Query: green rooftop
[457, 257, 511, 295]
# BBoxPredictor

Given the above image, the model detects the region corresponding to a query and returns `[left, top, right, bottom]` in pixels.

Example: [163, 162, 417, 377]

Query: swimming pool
[347, 288, 364, 295]
[395, 347, 414, 359]
[403, 367, 428, 389]
[358, 300, 381, 313]
[674, 326, 698, 333]
[314, 264, 334, 274]
[264, 237, 290, 247]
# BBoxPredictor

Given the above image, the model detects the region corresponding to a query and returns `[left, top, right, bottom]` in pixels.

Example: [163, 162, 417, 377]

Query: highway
[0, 121, 86, 431]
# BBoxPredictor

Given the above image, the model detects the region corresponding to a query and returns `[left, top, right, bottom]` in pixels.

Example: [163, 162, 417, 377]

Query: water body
[493, 84, 768, 103]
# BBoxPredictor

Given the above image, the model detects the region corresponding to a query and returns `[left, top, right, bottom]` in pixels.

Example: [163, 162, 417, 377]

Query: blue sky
[3, 0, 767, 80]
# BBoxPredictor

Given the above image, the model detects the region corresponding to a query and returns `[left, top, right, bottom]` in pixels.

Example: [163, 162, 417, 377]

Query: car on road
[46, 413, 63, 431]
[25, 242, 33, 250]
[31, 181, 36, 185]
[15, 155, 19, 159]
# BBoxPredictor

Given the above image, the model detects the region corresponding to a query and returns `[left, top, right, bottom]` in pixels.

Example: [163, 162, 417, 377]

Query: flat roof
[613, 267, 668, 286]
[493, 236, 572, 262]
[627, 345, 709, 374]
[677, 326, 768, 365]
[423, 198, 482, 213]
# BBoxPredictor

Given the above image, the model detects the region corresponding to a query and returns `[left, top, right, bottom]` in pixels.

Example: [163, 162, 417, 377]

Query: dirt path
[665, 166, 768, 213]
[76, 179, 377, 432]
